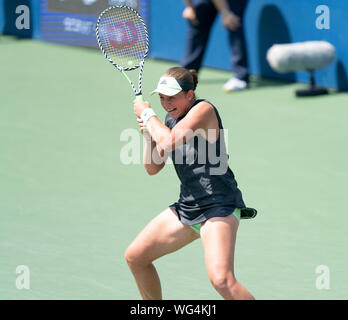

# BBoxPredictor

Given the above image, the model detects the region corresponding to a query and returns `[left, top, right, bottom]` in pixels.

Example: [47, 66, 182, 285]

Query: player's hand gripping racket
[96, 6, 149, 101]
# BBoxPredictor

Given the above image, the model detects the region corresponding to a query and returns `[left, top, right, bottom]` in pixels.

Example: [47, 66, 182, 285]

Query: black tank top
[165, 99, 246, 226]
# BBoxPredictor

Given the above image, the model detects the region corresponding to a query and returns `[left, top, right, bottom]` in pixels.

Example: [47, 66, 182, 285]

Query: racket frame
[96, 5, 149, 100]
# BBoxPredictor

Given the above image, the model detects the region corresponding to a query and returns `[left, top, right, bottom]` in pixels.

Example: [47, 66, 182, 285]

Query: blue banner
[39, 0, 149, 47]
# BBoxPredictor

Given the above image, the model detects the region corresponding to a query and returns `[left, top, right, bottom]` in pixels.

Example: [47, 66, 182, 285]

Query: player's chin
[168, 109, 180, 118]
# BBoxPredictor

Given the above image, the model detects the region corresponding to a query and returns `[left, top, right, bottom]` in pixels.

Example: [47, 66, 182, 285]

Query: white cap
[151, 76, 194, 96]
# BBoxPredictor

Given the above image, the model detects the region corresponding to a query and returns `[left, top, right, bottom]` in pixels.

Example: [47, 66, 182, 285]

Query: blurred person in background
[181, 0, 250, 92]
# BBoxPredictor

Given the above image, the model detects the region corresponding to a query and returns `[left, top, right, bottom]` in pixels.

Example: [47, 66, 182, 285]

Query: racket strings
[97, 7, 148, 70]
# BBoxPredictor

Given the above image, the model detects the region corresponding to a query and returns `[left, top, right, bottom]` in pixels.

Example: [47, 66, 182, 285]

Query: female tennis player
[125, 67, 256, 300]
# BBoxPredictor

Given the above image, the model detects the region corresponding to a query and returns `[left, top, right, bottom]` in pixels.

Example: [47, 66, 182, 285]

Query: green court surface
[1, 37, 348, 300]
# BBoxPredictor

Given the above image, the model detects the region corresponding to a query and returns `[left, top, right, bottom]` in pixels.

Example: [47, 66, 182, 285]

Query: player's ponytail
[188, 69, 198, 91]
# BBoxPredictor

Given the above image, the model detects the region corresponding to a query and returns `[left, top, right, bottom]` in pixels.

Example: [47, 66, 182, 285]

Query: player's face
[159, 91, 194, 118]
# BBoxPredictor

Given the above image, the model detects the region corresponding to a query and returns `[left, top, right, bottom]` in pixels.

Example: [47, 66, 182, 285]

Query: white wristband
[141, 108, 156, 125]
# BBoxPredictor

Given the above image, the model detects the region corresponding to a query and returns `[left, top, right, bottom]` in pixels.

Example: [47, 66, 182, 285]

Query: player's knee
[124, 245, 149, 270]
[210, 272, 229, 291]
[209, 271, 237, 297]
[124, 246, 138, 267]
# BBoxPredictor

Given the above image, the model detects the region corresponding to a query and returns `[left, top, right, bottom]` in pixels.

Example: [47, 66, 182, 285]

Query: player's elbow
[145, 168, 159, 176]
[144, 163, 164, 176]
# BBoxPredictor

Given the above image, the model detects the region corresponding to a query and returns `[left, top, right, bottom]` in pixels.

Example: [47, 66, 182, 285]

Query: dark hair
[164, 67, 198, 91]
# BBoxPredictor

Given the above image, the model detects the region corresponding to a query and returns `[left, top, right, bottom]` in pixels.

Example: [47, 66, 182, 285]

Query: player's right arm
[138, 118, 167, 175]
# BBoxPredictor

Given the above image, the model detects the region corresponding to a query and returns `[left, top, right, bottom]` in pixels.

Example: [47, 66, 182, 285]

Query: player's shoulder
[190, 99, 214, 111]
[189, 99, 216, 117]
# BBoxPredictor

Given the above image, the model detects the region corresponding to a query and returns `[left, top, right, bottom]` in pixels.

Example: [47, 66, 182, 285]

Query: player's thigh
[125, 208, 199, 265]
[200, 214, 239, 278]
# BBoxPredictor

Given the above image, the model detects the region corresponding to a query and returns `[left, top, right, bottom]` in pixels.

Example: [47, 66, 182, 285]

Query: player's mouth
[167, 108, 176, 113]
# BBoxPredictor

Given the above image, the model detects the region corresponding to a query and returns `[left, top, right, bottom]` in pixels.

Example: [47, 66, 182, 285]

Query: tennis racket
[96, 6, 149, 101]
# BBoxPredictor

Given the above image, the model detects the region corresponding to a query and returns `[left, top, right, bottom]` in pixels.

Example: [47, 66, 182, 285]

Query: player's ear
[186, 89, 195, 101]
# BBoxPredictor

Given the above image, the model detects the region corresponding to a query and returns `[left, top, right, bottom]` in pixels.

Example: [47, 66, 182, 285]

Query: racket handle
[135, 94, 143, 120]
[135, 94, 144, 101]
